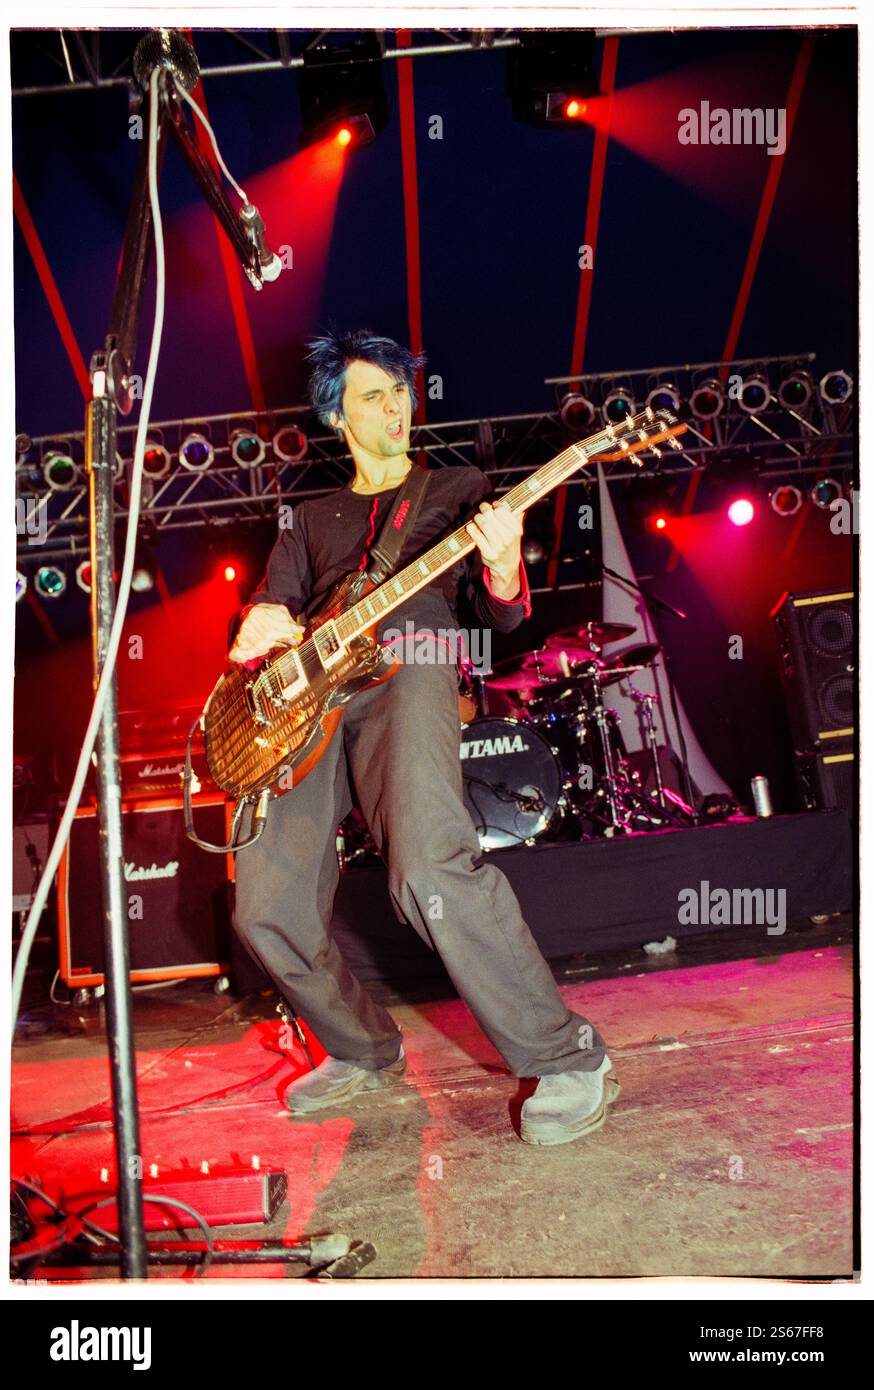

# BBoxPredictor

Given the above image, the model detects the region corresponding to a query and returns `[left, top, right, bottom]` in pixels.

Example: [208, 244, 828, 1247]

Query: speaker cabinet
[772, 590, 855, 748]
[58, 795, 234, 988]
[794, 745, 855, 815]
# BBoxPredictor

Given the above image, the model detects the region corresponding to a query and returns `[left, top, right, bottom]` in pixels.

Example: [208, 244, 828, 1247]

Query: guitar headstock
[595, 407, 687, 466]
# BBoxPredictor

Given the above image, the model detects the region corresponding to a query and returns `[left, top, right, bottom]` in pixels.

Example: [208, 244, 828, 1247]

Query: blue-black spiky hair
[305, 328, 426, 429]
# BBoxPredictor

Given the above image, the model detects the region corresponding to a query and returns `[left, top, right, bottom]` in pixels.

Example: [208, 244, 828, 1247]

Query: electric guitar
[201, 408, 686, 804]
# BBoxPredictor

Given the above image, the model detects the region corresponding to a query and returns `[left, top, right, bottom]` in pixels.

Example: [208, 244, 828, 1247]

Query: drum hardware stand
[601, 563, 699, 823]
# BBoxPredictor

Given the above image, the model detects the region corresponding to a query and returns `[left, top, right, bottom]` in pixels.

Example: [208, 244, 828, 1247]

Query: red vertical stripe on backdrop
[12, 173, 91, 400]
[720, 36, 816, 367]
[547, 37, 621, 588]
[183, 33, 268, 419]
[395, 30, 427, 433]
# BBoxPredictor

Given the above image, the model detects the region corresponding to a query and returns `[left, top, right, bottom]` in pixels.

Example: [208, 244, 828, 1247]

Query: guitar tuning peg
[649, 445, 663, 459]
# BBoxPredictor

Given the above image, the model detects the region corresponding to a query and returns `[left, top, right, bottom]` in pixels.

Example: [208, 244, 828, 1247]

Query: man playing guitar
[228, 329, 617, 1145]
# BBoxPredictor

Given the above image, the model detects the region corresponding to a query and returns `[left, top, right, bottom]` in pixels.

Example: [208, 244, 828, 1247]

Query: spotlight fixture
[272, 424, 308, 463]
[769, 484, 803, 517]
[727, 498, 755, 527]
[15, 571, 27, 603]
[603, 386, 636, 426]
[560, 391, 597, 435]
[737, 372, 771, 415]
[42, 449, 79, 490]
[506, 30, 601, 128]
[777, 369, 815, 412]
[143, 442, 171, 479]
[646, 382, 681, 415]
[34, 564, 66, 598]
[131, 565, 155, 593]
[230, 429, 267, 469]
[689, 377, 724, 420]
[179, 431, 214, 472]
[819, 369, 853, 406]
[809, 478, 842, 509]
[298, 35, 389, 151]
[75, 559, 93, 594]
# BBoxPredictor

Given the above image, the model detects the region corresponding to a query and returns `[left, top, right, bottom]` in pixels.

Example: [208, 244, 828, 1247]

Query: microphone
[133, 29, 200, 93]
[240, 203, 283, 284]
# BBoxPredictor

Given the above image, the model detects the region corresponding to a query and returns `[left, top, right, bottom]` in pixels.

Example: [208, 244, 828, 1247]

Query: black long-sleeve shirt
[235, 465, 531, 645]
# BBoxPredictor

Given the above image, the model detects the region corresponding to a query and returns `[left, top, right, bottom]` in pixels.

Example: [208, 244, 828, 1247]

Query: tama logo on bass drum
[460, 733, 530, 759]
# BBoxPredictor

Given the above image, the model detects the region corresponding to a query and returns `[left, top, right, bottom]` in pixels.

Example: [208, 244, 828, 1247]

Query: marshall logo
[460, 734, 529, 759]
[124, 860, 180, 882]
[137, 760, 185, 779]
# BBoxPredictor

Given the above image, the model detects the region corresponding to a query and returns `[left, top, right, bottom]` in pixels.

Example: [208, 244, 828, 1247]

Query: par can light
[179, 432, 214, 472]
[230, 429, 267, 469]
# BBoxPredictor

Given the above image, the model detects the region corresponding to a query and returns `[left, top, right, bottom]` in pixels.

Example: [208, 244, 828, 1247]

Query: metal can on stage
[750, 775, 773, 818]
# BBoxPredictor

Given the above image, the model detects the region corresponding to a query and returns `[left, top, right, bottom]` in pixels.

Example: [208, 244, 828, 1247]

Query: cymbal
[546, 621, 636, 649]
[610, 642, 662, 667]
[486, 648, 599, 693]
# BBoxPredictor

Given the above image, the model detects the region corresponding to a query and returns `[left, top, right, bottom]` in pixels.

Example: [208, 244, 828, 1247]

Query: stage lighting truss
[42, 445, 79, 491]
[559, 390, 598, 435]
[16, 354, 855, 565]
[272, 424, 308, 463]
[769, 483, 803, 517]
[736, 370, 772, 415]
[230, 426, 267, 469]
[179, 430, 214, 472]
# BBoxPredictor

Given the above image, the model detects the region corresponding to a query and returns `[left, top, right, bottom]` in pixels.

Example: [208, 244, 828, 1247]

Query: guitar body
[203, 571, 400, 800]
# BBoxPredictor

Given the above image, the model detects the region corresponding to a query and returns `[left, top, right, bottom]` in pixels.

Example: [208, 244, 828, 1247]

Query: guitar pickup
[313, 620, 345, 670]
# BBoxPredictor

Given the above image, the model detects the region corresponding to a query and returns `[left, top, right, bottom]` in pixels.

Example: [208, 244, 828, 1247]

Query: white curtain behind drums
[596, 462, 732, 800]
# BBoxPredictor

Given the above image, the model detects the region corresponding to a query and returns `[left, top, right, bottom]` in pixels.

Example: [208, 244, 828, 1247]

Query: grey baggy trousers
[233, 653, 607, 1077]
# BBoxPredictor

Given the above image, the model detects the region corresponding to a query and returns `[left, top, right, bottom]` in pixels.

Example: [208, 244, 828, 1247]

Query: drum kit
[458, 620, 696, 849]
[336, 619, 697, 869]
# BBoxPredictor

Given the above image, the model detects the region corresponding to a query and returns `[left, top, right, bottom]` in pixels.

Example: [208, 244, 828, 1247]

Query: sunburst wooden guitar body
[203, 408, 686, 802]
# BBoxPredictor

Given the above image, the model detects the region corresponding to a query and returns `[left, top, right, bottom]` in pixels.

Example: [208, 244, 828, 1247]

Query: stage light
[689, 377, 724, 420]
[522, 538, 545, 564]
[15, 571, 27, 603]
[769, 484, 803, 517]
[654, 515, 668, 531]
[820, 369, 853, 405]
[777, 369, 814, 412]
[230, 429, 266, 469]
[737, 372, 771, 415]
[809, 478, 842, 509]
[299, 35, 388, 151]
[131, 565, 155, 593]
[506, 30, 600, 127]
[728, 498, 755, 527]
[603, 386, 636, 426]
[559, 391, 597, 435]
[179, 431, 214, 472]
[273, 425, 308, 463]
[143, 442, 171, 479]
[34, 564, 66, 598]
[223, 564, 237, 582]
[646, 382, 681, 415]
[42, 449, 79, 490]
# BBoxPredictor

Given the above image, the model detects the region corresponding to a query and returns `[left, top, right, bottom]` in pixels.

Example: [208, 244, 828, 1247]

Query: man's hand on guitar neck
[229, 603, 305, 664]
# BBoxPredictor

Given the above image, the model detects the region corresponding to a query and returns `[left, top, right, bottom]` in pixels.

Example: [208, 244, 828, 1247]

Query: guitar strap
[364, 465, 432, 584]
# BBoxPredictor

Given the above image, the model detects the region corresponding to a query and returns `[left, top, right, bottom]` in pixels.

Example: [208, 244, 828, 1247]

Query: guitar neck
[335, 421, 626, 643]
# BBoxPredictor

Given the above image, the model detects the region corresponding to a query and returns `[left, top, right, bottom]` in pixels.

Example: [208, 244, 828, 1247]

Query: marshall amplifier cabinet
[58, 794, 234, 988]
[771, 590, 855, 748]
[86, 703, 217, 802]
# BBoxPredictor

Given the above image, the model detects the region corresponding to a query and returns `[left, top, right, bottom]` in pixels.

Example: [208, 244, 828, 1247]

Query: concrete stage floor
[12, 918, 855, 1281]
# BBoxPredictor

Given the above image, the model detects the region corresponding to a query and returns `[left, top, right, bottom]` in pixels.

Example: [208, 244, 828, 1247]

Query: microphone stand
[600, 562, 699, 824]
[85, 32, 278, 1278]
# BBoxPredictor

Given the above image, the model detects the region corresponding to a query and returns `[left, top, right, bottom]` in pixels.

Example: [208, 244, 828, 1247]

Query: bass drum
[460, 717, 564, 850]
